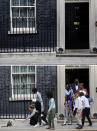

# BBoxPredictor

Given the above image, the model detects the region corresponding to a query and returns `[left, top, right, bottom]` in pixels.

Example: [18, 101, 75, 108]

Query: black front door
[65, 3, 89, 49]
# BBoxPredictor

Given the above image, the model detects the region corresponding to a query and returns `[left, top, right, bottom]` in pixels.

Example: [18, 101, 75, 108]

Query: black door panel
[65, 3, 89, 49]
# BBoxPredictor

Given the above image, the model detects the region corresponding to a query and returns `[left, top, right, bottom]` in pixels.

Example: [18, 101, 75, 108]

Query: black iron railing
[0, 84, 57, 119]
[0, 16, 56, 53]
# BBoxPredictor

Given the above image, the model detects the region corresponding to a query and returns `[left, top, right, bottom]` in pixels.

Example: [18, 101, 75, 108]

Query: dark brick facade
[0, 66, 57, 118]
[0, 0, 56, 50]
[37, 66, 57, 112]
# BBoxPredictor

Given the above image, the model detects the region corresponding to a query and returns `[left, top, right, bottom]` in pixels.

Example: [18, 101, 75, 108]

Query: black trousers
[82, 108, 92, 126]
[30, 113, 38, 125]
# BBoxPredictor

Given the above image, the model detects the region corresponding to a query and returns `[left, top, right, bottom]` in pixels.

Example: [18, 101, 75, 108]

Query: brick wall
[0, 0, 56, 49]
[0, 66, 57, 118]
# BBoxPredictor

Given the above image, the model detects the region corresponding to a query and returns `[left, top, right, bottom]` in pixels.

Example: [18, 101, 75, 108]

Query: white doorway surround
[57, 0, 96, 51]
[57, 65, 97, 116]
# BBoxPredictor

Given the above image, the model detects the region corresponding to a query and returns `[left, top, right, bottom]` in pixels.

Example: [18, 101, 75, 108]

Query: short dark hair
[46, 91, 53, 99]
[79, 92, 84, 96]
[32, 88, 37, 93]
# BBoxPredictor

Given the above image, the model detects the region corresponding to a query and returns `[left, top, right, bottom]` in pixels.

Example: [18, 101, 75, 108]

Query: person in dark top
[72, 79, 80, 94]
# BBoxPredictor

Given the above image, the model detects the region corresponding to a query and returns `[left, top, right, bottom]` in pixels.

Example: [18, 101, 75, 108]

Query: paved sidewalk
[0, 119, 97, 131]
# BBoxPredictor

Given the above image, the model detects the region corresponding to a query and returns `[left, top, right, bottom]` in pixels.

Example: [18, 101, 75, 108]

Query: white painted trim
[57, 65, 65, 114]
[10, 65, 36, 101]
[57, 0, 96, 51]
[57, 0, 65, 49]
[9, 0, 37, 34]
[89, 0, 96, 50]
[89, 65, 97, 116]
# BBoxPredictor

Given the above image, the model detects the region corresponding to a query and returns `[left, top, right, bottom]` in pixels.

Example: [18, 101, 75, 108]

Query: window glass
[10, 0, 36, 32]
[28, 74, 35, 83]
[12, 66, 19, 73]
[12, 66, 36, 95]
[12, 8, 19, 17]
[20, 0, 27, 6]
[28, 8, 35, 17]
[20, 8, 27, 17]
[12, 0, 19, 6]
[20, 66, 27, 72]
[28, 0, 35, 6]
[28, 66, 35, 72]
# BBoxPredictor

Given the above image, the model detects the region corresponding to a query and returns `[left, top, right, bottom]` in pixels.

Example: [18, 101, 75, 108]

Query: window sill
[9, 96, 33, 101]
[8, 29, 37, 34]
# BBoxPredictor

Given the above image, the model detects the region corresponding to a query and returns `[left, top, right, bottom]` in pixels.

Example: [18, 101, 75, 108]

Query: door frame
[57, 0, 96, 52]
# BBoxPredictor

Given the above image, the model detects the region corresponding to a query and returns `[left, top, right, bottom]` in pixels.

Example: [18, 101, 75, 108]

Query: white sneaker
[62, 122, 66, 126]
[33, 123, 40, 127]
[41, 120, 46, 125]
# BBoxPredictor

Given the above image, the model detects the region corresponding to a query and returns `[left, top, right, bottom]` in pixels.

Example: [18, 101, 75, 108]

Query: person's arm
[27, 109, 37, 119]
[37, 92, 43, 102]
[37, 92, 44, 112]
[65, 89, 70, 95]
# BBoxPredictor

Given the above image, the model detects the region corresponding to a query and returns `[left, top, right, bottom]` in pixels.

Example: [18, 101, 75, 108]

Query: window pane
[20, 8, 27, 17]
[28, 0, 35, 6]
[12, 66, 19, 73]
[12, 66, 36, 95]
[27, 74, 35, 83]
[21, 74, 27, 83]
[13, 75, 20, 84]
[12, 18, 27, 28]
[20, 66, 27, 72]
[21, 18, 27, 28]
[13, 85, 21, 94]
[26, 84, 35, 94]
[28, 18, 35, 28]
[12, 8, 19, 17]
[12, 0, 19, 6]
[28, 66, 35, 72]
[12, 18, 19, 28]
[17, 86, 25, 94]
[28, 8, 35, 17]
[20, 0, 27, 6]
[13, 85, 28, 94]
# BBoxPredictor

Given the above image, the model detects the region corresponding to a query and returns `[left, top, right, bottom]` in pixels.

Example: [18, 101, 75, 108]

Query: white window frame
[10, 65, 37, 101]
[9, 0, 37, 34]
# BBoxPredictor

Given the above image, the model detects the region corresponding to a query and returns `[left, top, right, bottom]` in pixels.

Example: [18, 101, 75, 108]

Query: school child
[23, 101, 42, 127]
[32, 88, 44, 113]
[79, 92, 92, 128]
[73, 92, 83, 129]
[65, 84, 74, 111]
[63, 95, 72, 125]
[46, 91, 56, 130]
[23, 104, 38, 126]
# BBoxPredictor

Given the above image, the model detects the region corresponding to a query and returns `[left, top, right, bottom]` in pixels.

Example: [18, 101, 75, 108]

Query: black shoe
[76, 125, 83, 129]
[68, 123, 72, 125]
[62, 123, 66, 126]
[88, 124, 92, 126]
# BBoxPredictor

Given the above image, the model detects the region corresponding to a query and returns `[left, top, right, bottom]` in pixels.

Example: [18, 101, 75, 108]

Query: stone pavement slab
[0, 119, 97, 131]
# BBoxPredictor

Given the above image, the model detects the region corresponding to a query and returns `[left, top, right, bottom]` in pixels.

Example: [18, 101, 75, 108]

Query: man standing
[80, 92, 92, 128]
[72, 79, 80, 94]
[32, 88, 44, 127]
[32, 88, 44, 113]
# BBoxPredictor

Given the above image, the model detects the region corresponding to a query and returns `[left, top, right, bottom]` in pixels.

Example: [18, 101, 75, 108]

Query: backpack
[88, 97, 93, 103]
